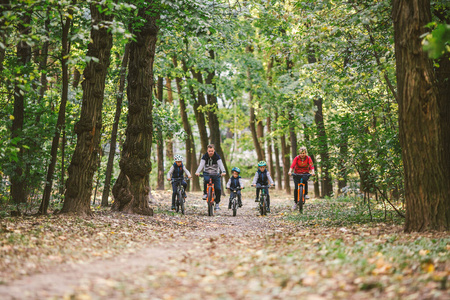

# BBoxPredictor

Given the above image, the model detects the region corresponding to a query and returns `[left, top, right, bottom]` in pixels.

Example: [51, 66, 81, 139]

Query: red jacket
[290, 155, 314, 174]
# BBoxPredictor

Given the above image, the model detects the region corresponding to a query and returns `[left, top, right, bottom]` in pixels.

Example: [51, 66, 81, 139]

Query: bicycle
[227, 187, 243, 217]
[171, 177, 189, 215]
[200, 173, 220, 216]
[291, 173, 312, 212]
[254, 184, 273, 216]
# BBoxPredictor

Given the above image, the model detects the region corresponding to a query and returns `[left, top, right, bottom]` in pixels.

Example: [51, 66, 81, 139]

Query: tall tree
[205, 49, 229, 182]
[40, 5, 73, 214]
[10, 8, 31, 204]
[165, 76, 174, 159]
[156, 76, 165, 190]
[61, 2, 114, 215]
[393, 0, 450, 231]
[112, 2, 160, 215]
[101, 43, 130, 207]
[172, 56, 200, 191]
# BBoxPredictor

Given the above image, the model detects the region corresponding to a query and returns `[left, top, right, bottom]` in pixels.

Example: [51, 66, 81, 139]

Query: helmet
[257, 161, 267, 167]
[174, 154, 183, 162]
[231, 167, 240, 173]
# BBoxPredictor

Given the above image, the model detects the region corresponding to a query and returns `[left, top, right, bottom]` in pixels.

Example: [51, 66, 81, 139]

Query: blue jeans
[203, 174, 221, 204]
[293, 174, 310, 203]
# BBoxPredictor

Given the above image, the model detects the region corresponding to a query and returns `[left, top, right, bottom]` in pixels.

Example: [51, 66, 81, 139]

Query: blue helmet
[257, 161, 267, 167]
[231, 167, 241, 174]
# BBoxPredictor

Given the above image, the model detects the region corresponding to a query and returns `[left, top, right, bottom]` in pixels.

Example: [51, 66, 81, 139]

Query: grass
[285, 196, 405, 226]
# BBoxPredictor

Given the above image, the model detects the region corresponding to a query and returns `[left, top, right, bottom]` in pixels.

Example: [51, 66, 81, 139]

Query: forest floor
[0, 189, 449, 299]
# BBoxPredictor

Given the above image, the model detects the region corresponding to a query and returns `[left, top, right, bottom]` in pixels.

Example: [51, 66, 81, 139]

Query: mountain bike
[292, 173, 312, 212]
[227, 187, 242, 217]
[171, 177, 189, 215]
[200, 173, 220, 216]
[255, 184, 272, 216]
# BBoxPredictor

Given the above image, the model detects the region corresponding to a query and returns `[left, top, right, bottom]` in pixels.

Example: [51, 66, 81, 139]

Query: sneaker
[215, 203, 220, 210]
[228, 201, 232, 209]
[305, 195, 310, 199]
[238, 201, 242, 208]
[255, 197, 259, 202]
[293, 203, 298, 210]
[183, 193, 187, 199]
[267, 206, 271, 213]
[171, 206, 176, 210]
[202, 194, 207, 200]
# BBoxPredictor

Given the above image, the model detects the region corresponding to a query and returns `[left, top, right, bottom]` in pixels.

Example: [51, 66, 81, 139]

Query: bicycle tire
[180, 191, 185, 215]
[176, 191, 181, 213]
[207, 188, 214, 216]
[260, 195, 267, 216]
[232, 198, 237, 217]
[298, 185, 304, 212]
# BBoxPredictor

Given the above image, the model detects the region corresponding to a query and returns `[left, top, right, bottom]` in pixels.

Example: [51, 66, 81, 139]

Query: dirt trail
[0, 191, 294, 299]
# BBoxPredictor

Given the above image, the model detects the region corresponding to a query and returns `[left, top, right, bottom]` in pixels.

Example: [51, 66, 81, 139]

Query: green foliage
[423, 23, 450, 59]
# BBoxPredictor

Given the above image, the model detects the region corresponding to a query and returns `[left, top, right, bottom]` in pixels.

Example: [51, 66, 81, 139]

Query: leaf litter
[0, 189, 448, 299]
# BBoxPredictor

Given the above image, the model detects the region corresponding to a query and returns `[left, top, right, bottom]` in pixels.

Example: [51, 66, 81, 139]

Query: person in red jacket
[288, 147, 315, 208]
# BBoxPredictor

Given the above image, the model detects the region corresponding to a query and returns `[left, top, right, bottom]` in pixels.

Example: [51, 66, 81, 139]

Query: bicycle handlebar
[253, 184, 274, 189]
[199, 173, 221, 178]
[291, 173, 312, 178]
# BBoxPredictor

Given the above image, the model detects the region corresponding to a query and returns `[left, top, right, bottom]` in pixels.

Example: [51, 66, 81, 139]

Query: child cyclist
[251, 161, 275, 213]
[167, 154, 192, 210]
[226, 167, 244, 209]
[288, 146, 315, 210]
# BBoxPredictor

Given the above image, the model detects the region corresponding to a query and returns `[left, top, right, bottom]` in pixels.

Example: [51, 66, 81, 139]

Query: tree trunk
[274, 112, 282, 189]
[205, 49, 229, 182]
[111, 4, 159, 215]
[188, 66, 209, 154]
[393, 0, 450, 231]
[337, 116, 349, 194]
[156, 76, 165, 190]
[266, 116, 275, 179]
[289, 112, 297, 159]
[314, 97, 333, 197]
[281, 134, 290, 194]
[40, 10, 72, 214]
[11, 13, 31, 204]
[172, 56, 200, 191]
[101, 44, 129, 207]
[165, 76, 174, 159]
[62, 3, 114, 215]
[303, 125, 320, 198]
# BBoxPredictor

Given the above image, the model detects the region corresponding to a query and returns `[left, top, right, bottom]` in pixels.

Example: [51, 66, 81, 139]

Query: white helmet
[174, 154, 183, 162]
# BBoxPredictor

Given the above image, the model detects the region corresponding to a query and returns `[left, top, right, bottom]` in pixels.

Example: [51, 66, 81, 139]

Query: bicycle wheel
[176, 191, 181, 213]
[260, 195, 267, 216]
[232, 198, 237, 217]
[180, 190, 185, 215]
[207, 188, 214, 216]
[298, 185, 304, 212]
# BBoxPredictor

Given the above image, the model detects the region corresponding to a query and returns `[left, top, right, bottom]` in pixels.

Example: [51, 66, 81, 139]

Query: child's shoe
[255, 197, 259, 202]
[238, 199, 242, 207]
[202, 194, 207, 200]
[228, 200, 232, 209]
[267, 206, 271, 213]
[171, 206, 176, 210]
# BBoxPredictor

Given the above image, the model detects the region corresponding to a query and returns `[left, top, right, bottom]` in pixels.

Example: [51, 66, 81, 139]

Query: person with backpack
[167, 155, 192, 210]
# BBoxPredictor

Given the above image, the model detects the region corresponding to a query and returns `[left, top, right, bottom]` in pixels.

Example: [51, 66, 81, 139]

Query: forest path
[0, 190, 301, 299]
[0, 190, 447, 299]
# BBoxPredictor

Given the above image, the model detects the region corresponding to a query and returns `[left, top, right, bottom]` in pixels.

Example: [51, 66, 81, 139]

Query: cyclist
[226, 167, 244, 209]
[251, 161, 275, 213]
[288, 146, 315, 210]
[167, 155, 192, 210]
[195, 144, 226, 210]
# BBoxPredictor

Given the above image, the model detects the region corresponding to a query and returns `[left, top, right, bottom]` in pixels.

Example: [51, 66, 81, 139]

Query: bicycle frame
[255, 184, 271, 216]
[292, 173, 311, 211]
[228, 187, 242, 216]
[200, 173, 220, 216]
